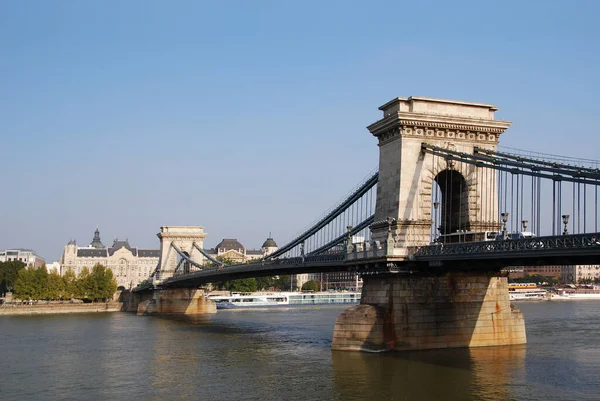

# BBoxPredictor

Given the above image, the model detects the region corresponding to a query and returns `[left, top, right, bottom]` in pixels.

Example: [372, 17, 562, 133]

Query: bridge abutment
[136, 288, 216, 316]
[332, 272, 526, 352]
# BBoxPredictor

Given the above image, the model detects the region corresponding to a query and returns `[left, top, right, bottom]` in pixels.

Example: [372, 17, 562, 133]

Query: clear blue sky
[1, 0, 599, 262]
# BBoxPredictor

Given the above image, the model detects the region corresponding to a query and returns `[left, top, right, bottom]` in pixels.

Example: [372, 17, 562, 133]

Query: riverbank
[0, 302, 123, 316]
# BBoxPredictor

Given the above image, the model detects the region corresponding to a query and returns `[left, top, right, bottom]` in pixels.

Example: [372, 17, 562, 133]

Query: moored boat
[207, 291, 361, 309]
[508, 283, 548, 301]
[551, 287, 600, 300]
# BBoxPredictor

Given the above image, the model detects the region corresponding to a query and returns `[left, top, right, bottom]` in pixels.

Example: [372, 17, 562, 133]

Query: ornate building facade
[203, 237, 279, 263]
[60, 228, 160, 289]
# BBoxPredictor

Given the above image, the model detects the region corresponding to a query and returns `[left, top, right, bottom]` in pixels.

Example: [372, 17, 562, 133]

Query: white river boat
[508, 283, 548, 301]
[551, 288, 600, 300]
[207, 291, 361, 309]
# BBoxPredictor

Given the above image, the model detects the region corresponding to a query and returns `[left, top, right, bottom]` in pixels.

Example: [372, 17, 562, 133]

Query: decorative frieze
[375, 121, 503, 146]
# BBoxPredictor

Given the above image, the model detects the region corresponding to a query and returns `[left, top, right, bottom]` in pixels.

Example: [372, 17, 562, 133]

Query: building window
[119, 259, 128, 277]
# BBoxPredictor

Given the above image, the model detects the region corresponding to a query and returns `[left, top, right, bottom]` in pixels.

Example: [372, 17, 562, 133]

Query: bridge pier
[332, 272, 526, 352]
[136, 288, 216, 316]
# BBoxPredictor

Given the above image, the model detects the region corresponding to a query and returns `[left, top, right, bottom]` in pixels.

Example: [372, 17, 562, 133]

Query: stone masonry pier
[136, 288, 216, 316]
[332, 272, 526, 352]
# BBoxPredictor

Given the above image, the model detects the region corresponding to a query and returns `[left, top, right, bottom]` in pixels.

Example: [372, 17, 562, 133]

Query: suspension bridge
[132, 96, 600, 353]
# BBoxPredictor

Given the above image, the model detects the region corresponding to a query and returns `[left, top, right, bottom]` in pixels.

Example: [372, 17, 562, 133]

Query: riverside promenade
[0, 302, 123, 316]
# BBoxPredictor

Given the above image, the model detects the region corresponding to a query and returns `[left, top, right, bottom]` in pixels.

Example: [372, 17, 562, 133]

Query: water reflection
[149, 316, 212, 399]
[3, 303, 600, 401]
[332, 345, 525, 401]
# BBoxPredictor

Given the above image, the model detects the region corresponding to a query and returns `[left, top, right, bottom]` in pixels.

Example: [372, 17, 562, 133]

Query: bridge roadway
[153, 232, 600, 289]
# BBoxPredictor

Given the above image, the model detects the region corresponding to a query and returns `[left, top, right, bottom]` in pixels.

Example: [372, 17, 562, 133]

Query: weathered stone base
[332, 272, 526, 352]
[137, 288, 216, 316]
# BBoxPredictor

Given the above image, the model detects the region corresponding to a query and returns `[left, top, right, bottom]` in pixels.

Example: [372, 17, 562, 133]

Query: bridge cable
[423, 144, 600, 183]
[265, 171, 378, 260]
[192, 242, 224, 267]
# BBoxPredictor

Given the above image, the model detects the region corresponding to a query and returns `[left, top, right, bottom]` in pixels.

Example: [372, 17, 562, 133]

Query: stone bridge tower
[332, 97, 526, 353]
[155, 226, 207, 282]
[367, 96, 511, 256]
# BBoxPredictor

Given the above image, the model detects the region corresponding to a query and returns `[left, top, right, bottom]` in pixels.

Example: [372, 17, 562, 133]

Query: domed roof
[90, 228, 105, 249]
[68, 239, 76, 246]
[215, 239, 244, 251]
[262, 237, 278, 248]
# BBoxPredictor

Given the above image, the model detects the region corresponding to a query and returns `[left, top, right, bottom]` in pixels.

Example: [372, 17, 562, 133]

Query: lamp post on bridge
[433, 201, 440, 242]
[346, 225, 353, 254]
[501, 212, 509, 239]
[522, 220, 528, 233]
[562, 214, 570, 235]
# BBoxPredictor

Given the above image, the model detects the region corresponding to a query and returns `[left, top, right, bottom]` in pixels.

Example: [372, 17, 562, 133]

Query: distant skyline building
[60, 228, 280, 288]
[507, 265, 562, 280]
[507, 265, 600, 284]
[295, 272, 362, 292]
[0, 249, 46, 268]
[561, 265, 600, 283]
[45, 262, 61, 274]
[203, 236, 279, 264]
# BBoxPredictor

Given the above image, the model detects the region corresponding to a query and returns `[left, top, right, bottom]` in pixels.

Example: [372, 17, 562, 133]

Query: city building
[561, 265, 600, 283]
[203, 236, 279, 263]
[506, 265, 562, 280]
[60, 229, 280, 288]
[60, 228, 160, 289]
[46, 262, 61, 274]
[295, 272, 362, 292]
[506, 264, 600, 284]
[0, 249, 45, 267]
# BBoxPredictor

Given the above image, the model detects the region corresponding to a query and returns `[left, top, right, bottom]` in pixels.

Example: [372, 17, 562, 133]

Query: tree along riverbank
[0, 302, 123, 316]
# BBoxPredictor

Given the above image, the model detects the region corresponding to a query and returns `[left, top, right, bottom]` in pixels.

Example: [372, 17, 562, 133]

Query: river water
[0, 301, 599, 401]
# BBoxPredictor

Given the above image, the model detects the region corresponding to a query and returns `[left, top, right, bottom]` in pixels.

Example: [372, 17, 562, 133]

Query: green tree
[63, 269, 77, 299]
[302, 280, 319, 292]
[216, 256, 236, 265]
[228, 278, 258, 292]
[88, 263, 117, 301]
[274, 275, 292, 291]
[213, 278, 258, 292]
[33, 265, 49, 299]
[47, 270, 66, 300]
[509, 274, 552, 285]
[0, 260, 26, 294]
[76, 266, 92, 299]
[256, 276, 276, 290]
[13, 266, 37, 300]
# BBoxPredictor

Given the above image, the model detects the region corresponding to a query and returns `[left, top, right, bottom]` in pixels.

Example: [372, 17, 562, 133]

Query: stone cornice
[158, 234, 207, 240]
[368, 112, 511, 137]
[369, 113, 511, 146]
[378, 96, 499, 112]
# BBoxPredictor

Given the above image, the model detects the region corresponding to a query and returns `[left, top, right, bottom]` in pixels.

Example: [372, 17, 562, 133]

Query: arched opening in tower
[432, 169, 470, 238]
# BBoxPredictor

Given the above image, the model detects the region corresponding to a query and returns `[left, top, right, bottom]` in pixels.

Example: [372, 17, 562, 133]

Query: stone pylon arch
[433, 168, 470, 235]
[367, 96, 511, 256]
[155, 226, 207, 282]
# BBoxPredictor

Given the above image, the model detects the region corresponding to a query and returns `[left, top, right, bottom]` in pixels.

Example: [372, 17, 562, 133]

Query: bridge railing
[244, 252, 346, 268]
[414, 233, 600, 258]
